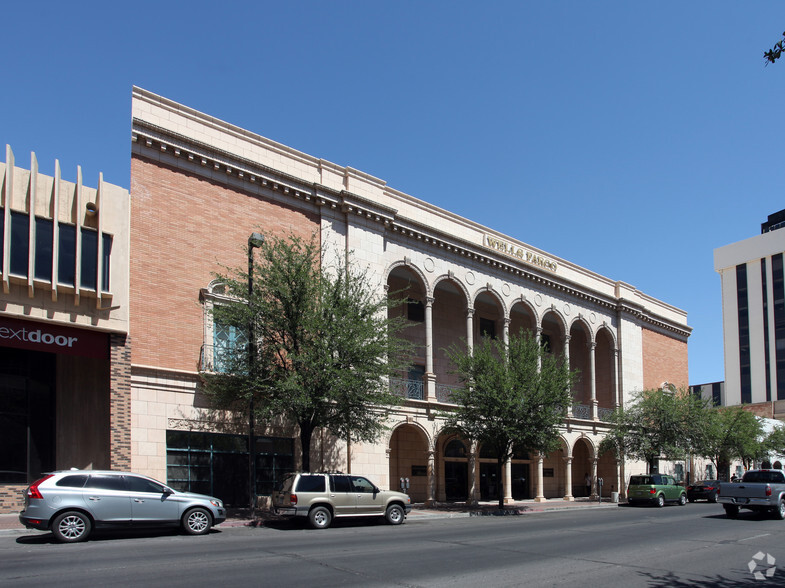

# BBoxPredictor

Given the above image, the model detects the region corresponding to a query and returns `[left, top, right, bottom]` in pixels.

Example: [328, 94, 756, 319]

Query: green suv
[627, 474, 687, 507]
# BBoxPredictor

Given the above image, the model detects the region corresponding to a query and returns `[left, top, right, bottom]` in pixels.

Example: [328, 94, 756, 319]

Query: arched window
[444, 439, 467, 458]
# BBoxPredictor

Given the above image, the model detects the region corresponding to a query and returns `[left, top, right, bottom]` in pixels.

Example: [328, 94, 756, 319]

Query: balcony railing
[390, 378, 424, 400]
[597, 407, 615, 422]
[436, 384, 462, 404]
[571, 403, 592, 420]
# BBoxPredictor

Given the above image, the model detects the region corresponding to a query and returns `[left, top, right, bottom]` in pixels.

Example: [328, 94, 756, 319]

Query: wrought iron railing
[571, 403, 592, 420]
[390, 378, 424, 400]
[436, 384, 462, 404]
[597, 407, 615, 422]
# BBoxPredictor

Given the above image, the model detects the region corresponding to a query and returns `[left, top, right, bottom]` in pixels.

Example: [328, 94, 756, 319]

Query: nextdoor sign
[0, 316, 108, 358]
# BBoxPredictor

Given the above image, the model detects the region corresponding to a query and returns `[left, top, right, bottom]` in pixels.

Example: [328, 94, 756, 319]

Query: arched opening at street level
[541, 446, 566, 499]
[432, 278, 470, 403]
[438, 435, 469, 502]
[569, 321, 592, 416]
[388, 423, 430, 502]
[476, 443, 533, 501]
[387, 265, 427, 400]
[572, 437, 595, 498]
[596, 446, 618, 500]
[595, 327, 616, 419]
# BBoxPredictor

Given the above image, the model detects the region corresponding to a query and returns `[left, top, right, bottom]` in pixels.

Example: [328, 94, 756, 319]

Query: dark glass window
[351, 476, 375, 493]
[80, 228, 98, 290]
[34, 217, 53, 281]
[737, 264, 751, 404]
[10, 211, 29, 276]
[58, 224, 76, 286]
[85, 474, 127, 491]
[712, 382, 722, 406]
[56, 475, 88, 488]
[166, 430, 293, 507]
[407, 298, 425, 322]
[102, 233, 112, 291]
[763, 259, 772, 401]
[480, 317, 496, 339]
[444, 439, 467, 458]
[773, 254, 785, 400]
[330, 475, 352, 493]
[295, 475, 326, 493]
[125, 475, 166, 494]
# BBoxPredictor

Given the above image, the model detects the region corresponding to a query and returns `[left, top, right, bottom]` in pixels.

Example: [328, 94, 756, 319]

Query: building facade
[128, 87, 690, 508]
[715, 210, 785, 419]
[0, 146, 130, 512]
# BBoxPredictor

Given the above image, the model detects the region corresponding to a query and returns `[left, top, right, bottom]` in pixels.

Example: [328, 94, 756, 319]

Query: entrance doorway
[444, 462, 468, 501]
[511, 463, 531, 499]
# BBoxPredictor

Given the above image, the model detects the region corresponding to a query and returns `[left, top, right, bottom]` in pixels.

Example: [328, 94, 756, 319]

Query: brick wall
[0, 485, 25, 512]
[110, 333, 132, 470]
[641, 327, 689, 390]
[129, 156, 321, 372]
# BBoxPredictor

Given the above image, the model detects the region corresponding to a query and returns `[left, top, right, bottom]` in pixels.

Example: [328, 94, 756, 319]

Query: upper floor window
[479, 317, 496, 339]
[406, 298, 425, 322]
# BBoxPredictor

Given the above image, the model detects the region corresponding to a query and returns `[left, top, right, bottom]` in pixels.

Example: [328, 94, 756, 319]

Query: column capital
[466, 307, 475, 318]
[426, 296, 435, 306]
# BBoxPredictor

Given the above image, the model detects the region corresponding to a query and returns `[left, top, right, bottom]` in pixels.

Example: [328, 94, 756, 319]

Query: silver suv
[272, 472, 412, 529]
[19, 470, 226, 542]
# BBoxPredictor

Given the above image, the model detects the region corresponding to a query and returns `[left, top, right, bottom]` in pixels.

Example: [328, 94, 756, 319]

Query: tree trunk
[300, 423, 313, 472]
[497, 458, 504, 510]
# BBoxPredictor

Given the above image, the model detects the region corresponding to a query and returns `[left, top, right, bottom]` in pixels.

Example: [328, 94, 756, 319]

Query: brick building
[126, 87, 691, 507]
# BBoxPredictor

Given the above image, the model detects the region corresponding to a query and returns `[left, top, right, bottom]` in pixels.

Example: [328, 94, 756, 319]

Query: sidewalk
[0, 497, 619, 535]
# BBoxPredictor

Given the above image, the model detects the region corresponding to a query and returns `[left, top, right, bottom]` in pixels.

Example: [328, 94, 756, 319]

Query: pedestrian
[584, 473, 591, 497]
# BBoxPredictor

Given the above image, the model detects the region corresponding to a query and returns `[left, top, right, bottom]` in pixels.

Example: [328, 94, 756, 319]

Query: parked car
[18, 469, 226, 543]
[686, 479, 720, 503]
[272, 472, 412, 529]
[627, 474, 687, 507]
[718, 469, 785, 519]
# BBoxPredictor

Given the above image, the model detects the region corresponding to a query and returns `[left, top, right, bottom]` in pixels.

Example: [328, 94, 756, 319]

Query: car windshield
[629, 476, 652, 485]
[742, 471, 785, 484]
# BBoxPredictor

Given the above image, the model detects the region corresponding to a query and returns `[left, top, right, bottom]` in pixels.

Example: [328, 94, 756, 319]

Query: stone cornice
[132, 121, 691, 339]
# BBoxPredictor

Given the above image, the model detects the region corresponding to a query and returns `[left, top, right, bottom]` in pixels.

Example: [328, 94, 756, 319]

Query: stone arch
[431, 275, 472, 396]
[384, 260, 432, 298]
[385, 419, 433, 449]
[569, 318, 593, 408]
[432, 272, 471, 304]
[473, 286, 507, 343]
[387, 263, 429, 394]
[595, 325, 617, 412]
[541, 307, 568, 357]
[509, 296, 539, 341]
[388, 421, 431, 502]
[572, 436, 596, 498]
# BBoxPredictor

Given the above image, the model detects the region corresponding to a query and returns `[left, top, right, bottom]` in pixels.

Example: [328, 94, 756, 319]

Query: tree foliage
[441, 332, 575, 508]
[599, 388, 705, 469]
[202, 233, 414, 471]
[693, 406, 765, 479]
[765, 32, 785, 64]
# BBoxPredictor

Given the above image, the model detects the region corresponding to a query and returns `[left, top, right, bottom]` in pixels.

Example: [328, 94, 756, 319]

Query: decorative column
[503, 317, 510, 346]
[591, 457, 599, 499]
[535, 454, 546, 502]
[468, 441, 479, 506]
[565, 334, 573, 418]
[590, 342, 598, 420]
[504, 458, 513, 504]
[563, 456, 574, 501]
[425, 296, 436, 401]
[613, 348, 620, 408]
[426, 449, 436, 506]
[535, 327, 543, 371]
[466, 308, 474, 355]
[615, 459, 622, 501]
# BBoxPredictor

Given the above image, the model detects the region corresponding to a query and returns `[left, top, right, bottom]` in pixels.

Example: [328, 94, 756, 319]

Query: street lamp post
[247, 232, 264, 512]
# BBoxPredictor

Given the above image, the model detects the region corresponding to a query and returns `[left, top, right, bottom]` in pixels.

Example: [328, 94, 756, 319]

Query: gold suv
[272, 472, 411, 529]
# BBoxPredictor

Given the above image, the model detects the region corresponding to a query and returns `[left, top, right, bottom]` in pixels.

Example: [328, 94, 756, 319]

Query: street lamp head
[248, 232, 265, 249]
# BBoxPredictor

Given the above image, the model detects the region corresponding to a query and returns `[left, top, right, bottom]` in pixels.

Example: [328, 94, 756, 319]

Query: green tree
[696, 406, 765, 480]
[203, 233, 414, 472]
[441, 332, 575, 509]
[764, 425, 785, 462]
[599, 388, 703, 471]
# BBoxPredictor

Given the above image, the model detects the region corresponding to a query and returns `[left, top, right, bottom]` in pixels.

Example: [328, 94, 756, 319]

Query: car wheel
[678, 493, 687, 506]
[309, 506, 332, 529]
[724, 505, 739, 519]
[688, 497, 695, 503]
[52, 511, 92, 543]
[775, 501, 785, 521]
[182, 507, 212, 535]
[656, 494, 665, 508]
[385, 504, 405, 525]
[709, 494, 718, 504]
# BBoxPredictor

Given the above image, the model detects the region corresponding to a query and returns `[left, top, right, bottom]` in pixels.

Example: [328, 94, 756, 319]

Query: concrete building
[0, 146, 130, 512]
[715, 209, 785, 419]
[127, 87, 690, 508]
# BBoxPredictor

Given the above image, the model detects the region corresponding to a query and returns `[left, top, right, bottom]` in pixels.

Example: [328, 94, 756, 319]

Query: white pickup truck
[718, 469, 785, 519]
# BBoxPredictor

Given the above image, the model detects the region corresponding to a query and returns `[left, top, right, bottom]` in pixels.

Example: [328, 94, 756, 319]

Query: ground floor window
[166, 430, 294, 507]
[0, 348, 55, 483]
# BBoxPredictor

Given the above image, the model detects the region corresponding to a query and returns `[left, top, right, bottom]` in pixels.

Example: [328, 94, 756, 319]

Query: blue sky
[2, 1, 784, 385]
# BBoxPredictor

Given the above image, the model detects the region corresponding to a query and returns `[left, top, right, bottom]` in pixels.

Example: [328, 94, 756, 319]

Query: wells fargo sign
[484, 235, 558, 272]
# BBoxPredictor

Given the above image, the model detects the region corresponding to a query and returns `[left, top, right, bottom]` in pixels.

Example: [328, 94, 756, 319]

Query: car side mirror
[163, 487, 174, 496]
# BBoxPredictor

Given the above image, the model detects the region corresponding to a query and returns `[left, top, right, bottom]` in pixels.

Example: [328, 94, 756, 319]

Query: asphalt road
[2, 503, 784, 587]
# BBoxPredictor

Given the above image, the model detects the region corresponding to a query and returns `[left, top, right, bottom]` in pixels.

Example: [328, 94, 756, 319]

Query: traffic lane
[1, 505, 784, 587]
